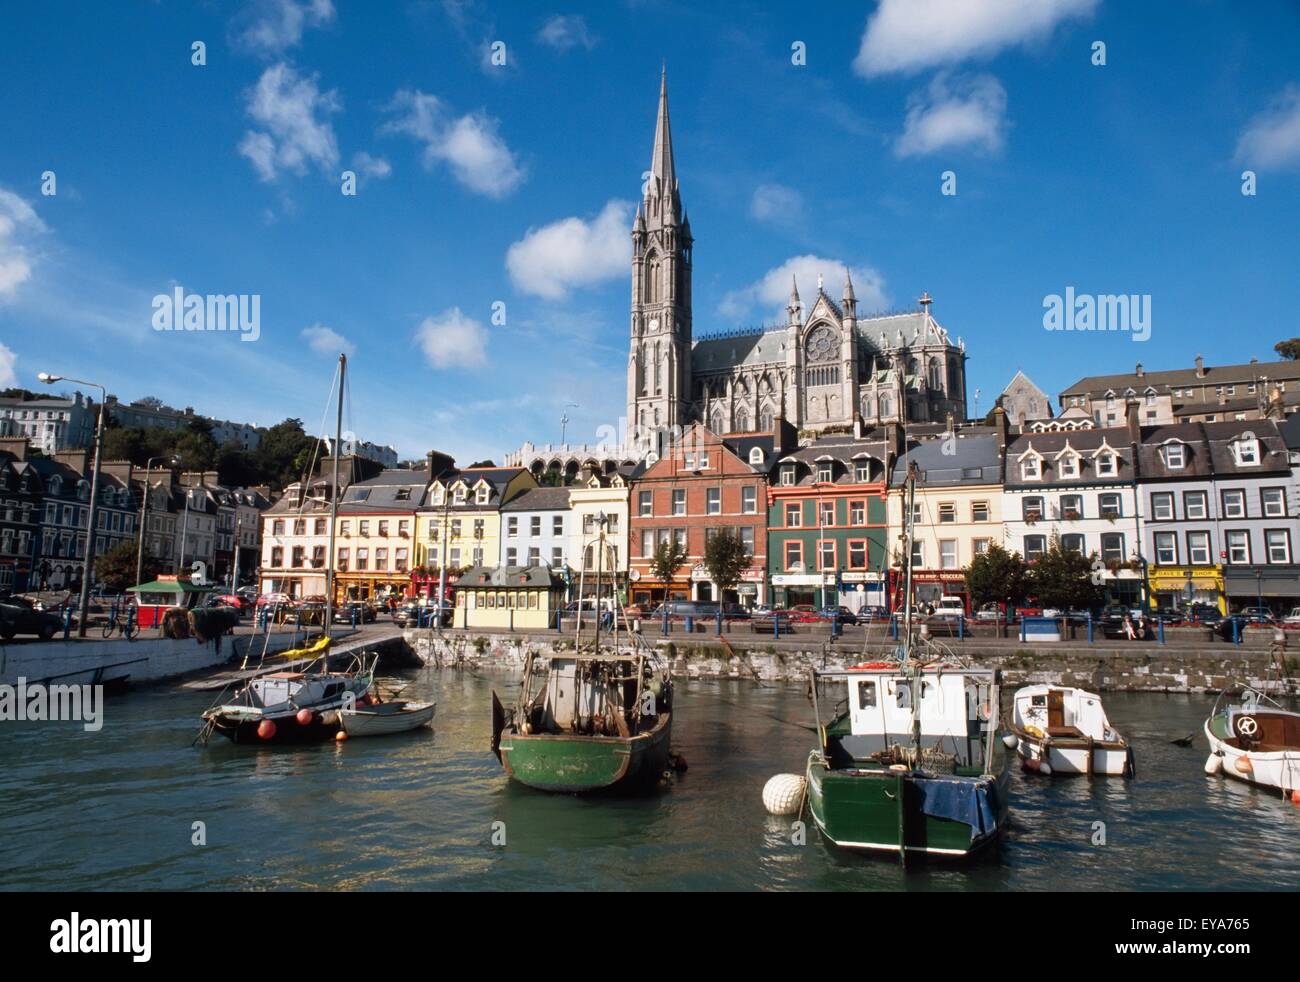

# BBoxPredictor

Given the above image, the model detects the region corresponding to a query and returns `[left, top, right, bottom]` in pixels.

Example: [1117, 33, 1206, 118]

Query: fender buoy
[1234, 756, 1254, 775]
[257, 719, 277, 740]
[296, 709, 314, 726]
[762, 774, 806, 815]
[1204, 754, 1223, 776]
[335, 730, 348, 742]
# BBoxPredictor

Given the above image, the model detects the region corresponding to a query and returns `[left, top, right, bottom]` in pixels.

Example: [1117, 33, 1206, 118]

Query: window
[450, 519, 462, 537]
[857, 680, 877, 710]
[377, 521, 389, 537]
[698, 452, 710, 470]
[356, 547, 369, 570]
[741, 486, 757, 514]
[507, 516, 518, 536]
[910, 540, 924, 568]
[672, 489, 686, 516]
[973, 538, 991, 556]
[854, 461, 871, 483]
[1058, 454, 1079, 478]
[395, 487, 411, 501]
[849, 500, 865, 526]
[641, 529, 654, 557]
[1154, 532, 1177, 564]
[848, 540, 867, 569]
[817, 462, 833, 483]
[1222, 489, 1246, 519]
[313, 518, 326, 535]
[332, 547, 344, 569]
[449, 548, 461, 566]
[673, 528, 687, 551]
[1150, 492, 1174, 521]
[530, 516, 541, 536]
[291, 546, 305, 568]
[1234, 437, 1259, 466]
[293, 519, 306, 536]
[375, 548, 388, 570]
[1262, 529, 1292, 564]
[1060, 494, 1083, 520]
[1061, 533, 1085, 554]
[639, 491, 653, 516]
[784, 540, 803, 570]
[785, 503, 802, 528]
[748, 447, 764, 466]
[528, 547, 540, 565]
[971, 501, 989, 522]
[395, 548, 408, 572]
[1099, 493, 1122, 518]
[1183, 490, 1208, 520]
[938, 503, 956, 524]
[819, 501, 834, 526]
[359, 521, 370, 536]
[1225, 530, 1249, 564]
[1021, 457, 1041, 481]
[818, 539, 836, 571]
[270, 546, 284, 567]
[1096, 452, 1117, 477]
[474, 519, 484, 539]
[453, 486, 466, 504]
[1164, 443, 1185, 469]
[1100, 533, 1125, 564]
[739, 526, 755, 556]
[780, 466, 795, 486]
[1187, 531, 1211, 565]
[552, 547, 564, 566]
[706, 488, 721, 515]
[1262, 488, 1286, 518]
[1024, 535, 1047, 562]
[476, 486, 489, 504]
[550, 515, 563, 536]
[1023, 496, 1044, 522]
[683, 453, 695, 470]
[399, 520, 409, 537]
[939, 539, 958, 569]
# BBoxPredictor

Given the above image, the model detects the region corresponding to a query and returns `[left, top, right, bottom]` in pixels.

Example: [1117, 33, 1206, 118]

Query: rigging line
[301, 359, 343, 500]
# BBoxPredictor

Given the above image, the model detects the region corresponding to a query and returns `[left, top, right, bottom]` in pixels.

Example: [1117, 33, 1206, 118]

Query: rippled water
[2, 671, 1298, 891]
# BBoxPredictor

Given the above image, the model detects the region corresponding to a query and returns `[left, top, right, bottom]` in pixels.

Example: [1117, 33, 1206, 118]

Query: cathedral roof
[692, 329, 787, 372]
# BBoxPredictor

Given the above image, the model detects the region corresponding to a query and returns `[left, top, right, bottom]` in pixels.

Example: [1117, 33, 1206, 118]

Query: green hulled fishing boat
[490, 513, 673, 793]
[802, 461, 1009, 861]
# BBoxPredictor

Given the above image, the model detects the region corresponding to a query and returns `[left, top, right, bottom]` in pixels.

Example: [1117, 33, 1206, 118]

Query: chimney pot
[1195, 354, 1205, 378]
[1135, 363, 1143, 378]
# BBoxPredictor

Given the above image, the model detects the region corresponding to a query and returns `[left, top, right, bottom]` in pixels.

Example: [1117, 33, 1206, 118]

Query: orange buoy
[257, 719, 277, 740]
[335, 730, 348, 742]
[296, 709, 314, 726]
[1291, 789, 1300, 805]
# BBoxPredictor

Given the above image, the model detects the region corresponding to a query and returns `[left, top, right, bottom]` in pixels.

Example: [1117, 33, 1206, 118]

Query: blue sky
[1, 0, 1299, 465]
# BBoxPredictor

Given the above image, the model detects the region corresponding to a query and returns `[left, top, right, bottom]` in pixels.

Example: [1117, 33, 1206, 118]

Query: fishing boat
[199, 649, 377, 744]
[1205, 690, 1300, 797]
[341, 699, 436, 737]
[801, 461, 1009, 861]
[491, 513, 673, 793]
[1008, 684, 1134, 777]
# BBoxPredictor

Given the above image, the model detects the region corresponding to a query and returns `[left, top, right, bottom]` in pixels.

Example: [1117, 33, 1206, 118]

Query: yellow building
[887, 436, 1005, 611]
[453, 564, 566, 630]
[415, 466, 536, 586]
[333, 469, 428, 602]
[566, 472, 630, 594]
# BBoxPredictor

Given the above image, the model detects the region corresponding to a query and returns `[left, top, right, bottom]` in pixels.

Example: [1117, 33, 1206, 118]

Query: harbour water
[3, 669, 1300, 891]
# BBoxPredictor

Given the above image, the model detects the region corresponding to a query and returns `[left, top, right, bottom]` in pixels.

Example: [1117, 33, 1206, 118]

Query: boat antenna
[323, 352, 346, 666]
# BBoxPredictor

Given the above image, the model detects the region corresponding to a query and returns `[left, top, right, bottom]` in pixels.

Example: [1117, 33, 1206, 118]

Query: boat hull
[1014, 735, 1133, 776]
[805, 757, 1007, 859]
[1205, 714, 1300, 794]
[208, 709, 343, 745]
[340, 701, 435, 737]
[499, 712, 672, 793]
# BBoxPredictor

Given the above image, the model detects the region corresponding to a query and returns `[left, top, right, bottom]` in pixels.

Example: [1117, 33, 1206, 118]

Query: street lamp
[38, 371, 104, 638]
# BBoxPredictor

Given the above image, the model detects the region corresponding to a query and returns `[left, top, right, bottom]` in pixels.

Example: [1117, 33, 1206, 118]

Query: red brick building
[628, 424, 774, 608]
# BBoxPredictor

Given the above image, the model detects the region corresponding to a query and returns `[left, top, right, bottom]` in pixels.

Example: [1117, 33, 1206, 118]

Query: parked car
[786, 604, 824, 623]
[819, 605, 858, 625]
[391, 602, 424, 628]
[1184, 603, 1224, 626]
[1238, 606, 1277, 624]
[1149, 606, 1183, 625]
[1283, 606, 1300, 626]
[334, 602, 377, 625]
[0, 597, 63, 640]
[256, 593, 295, 610]
[210, 593, 249, 613]
[974, 602, 1003, 622]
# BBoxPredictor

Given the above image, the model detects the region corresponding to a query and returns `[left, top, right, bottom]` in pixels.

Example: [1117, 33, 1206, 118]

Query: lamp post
[38, 372, 104, 638]
[135, 455, 169, 588]
[1256, 569, 1264, 621]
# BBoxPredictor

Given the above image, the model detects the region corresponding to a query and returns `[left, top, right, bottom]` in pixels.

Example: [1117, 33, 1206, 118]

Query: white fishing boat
[340, 699, 436, 737]
[1008, 685, 1134, 777]
[1205, 692, 1300, 797]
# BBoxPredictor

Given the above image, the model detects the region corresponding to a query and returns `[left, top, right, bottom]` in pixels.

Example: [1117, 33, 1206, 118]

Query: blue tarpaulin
[912, 776, 1000, 841]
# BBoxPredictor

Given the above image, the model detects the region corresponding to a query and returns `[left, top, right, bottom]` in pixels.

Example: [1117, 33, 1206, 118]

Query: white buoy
[1039, 761, 1053, 776]
[1002, 733, 1019, 750]
[762, 773, 807, 815]
[1204, 754, 1223, 776]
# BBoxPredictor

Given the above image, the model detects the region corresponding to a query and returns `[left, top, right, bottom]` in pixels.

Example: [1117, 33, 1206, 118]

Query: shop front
[838, 572, 886, 612]
[771, 572, 834, 608]
[1224, 567, 1300, 617]
[1148, 565, 1225, 613]
[895, 570, 968, 611]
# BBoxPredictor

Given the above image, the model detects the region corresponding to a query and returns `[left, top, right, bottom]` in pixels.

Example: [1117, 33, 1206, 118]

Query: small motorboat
[1009, 684, 1134, 777]
[1205, 691, 1300, 796]
[340, 699, 436, 737]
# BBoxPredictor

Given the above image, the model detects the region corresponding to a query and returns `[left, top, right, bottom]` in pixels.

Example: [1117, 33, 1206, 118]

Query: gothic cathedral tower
[628, 70, 692, 435]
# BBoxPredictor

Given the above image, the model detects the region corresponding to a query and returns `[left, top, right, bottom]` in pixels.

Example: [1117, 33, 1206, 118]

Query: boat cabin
[1013, 685, 1115, 742]
[522, 653, 651, 738]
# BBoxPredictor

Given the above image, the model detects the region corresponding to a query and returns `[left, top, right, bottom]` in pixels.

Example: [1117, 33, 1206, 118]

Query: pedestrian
[1123, 613, 1136, 640]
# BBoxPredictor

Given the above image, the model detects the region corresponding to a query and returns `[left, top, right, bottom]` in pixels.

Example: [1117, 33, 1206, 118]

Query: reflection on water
[1, 674, 1299, 890]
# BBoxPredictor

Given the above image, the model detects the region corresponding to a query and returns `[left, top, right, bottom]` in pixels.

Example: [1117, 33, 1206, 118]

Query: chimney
[0, 436, 28, 460]
[1251, 356, 1259, 365]
[1268, 385, 1285, 420]
[991, 406, 1010, 482]
[1125, 398, 1141, 444]
[853, 413, 863, 440]
[1135, 362, 1144, 378]
[1195, 354, 1205, 378]
[53, 448, 89, 474]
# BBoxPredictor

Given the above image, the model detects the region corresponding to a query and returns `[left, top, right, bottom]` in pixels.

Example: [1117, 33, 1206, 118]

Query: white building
[0, 393, 97, 453]
[499, 487, 571, 571]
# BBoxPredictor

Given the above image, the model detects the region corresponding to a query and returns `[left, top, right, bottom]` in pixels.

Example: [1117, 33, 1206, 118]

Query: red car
[786, 604, 825, 623]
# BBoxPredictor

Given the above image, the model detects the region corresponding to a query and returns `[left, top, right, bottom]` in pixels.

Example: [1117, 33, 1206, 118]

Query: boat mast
[324, 353, 345, 650]
[900, 460, 918, 665]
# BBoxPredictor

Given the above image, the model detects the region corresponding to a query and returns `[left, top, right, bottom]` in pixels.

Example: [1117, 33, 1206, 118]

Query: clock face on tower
[649, 318, 659, 335]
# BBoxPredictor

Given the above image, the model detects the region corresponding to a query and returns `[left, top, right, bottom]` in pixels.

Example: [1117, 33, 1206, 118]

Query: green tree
[649, 537, 689, 605]
[965, 543, 1029, 610]
[1275, 339, 1300, 361]
[93, 540, 162, 592]
[703, 529, 750, 604]
[1028, 541, 1104, 610]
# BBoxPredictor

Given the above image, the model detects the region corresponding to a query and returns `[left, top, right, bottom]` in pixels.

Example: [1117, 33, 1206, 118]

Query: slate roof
[1004, 426, 1136, 489]
[775, 434, 890, 486]
[1061, 359, 1300, 397]
[892, 434, 1002, 486]
[455, 564, 564, 589]
[340, 467, 431, 512]
[500, 487, 572, 512]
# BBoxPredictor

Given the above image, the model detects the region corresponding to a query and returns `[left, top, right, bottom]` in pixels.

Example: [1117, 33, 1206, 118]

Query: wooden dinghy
[340, 700, 436, 737]
[1009, 685, 1134, 777]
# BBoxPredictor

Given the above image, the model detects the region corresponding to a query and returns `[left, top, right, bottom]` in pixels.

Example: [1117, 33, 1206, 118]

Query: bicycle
[102, 601, 139, 640]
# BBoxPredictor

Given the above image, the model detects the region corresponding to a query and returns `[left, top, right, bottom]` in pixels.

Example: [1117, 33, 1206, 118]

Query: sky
[1, 0, 1299, 466]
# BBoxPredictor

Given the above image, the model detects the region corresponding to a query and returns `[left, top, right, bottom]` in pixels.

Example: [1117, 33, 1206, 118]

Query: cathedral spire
[649, 68, 678, 216]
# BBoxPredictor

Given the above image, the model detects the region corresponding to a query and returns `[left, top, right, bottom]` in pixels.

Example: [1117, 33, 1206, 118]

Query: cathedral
[626, 73, 969, 440]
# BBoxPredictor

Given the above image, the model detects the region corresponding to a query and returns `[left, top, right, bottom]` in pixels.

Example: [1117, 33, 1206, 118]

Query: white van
[934, 596, 966, 618]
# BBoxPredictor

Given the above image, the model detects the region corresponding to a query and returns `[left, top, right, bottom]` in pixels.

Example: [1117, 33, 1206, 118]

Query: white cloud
[719, 255, 888, 323]
[854, 0, 1097, 77]
[416, 307, 489, 369]
[894, 73, 1007, 157]
[301, 323, 355, 357]
[238, 63, 341, 181]
[0, 342, 17, 387]
[505, 200, 631, 300]
[381, 90, 525, 198]
[537, 15, 596, 51]
[232, 0, 335, 55]
[1235, 85, 1300, 170]
[351, 151, 392, 180]
[750, 183, 804, 224]
[0, 188, 45, 300]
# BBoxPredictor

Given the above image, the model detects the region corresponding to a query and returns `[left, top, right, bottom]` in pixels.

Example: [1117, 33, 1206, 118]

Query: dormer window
[1058, 454, 1079, 479]
[854, 461, 871, 483]
[698, 452, 710, 469]
[781, 465, 796, 486]
[1096, 452, 1117, 477]
[1164, 443, 1185, 469]
[475, 486, 489, 504]
[817, 462, 833, 483]
[453, 486, 466, 504]
[1021, 457, 1041, 481]
[430, 486, 444, 505]
[1234, 437, 1259, 466]
[684, 453, 695, 469]
[748, 447, 764, 466]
